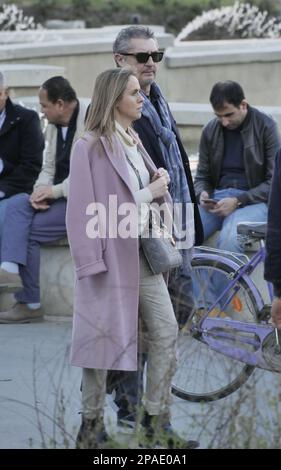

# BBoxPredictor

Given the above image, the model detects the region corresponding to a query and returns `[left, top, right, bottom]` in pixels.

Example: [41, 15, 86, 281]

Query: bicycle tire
[172, 256, 260, 402]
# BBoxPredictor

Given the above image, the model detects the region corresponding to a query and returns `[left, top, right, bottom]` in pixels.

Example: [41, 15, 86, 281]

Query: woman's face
[115, 75, 144, 128]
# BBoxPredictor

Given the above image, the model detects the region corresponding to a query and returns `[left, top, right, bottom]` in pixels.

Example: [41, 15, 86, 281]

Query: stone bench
[0, 233, 268, 317]
[0, 239, 74, 317]
[40, 238, 73, 317]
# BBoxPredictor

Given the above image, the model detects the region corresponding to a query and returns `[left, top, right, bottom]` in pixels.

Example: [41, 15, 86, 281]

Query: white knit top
[115, 121, 153, 235]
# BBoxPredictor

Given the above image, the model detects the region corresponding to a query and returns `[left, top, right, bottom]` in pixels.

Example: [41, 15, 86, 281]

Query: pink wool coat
[66, 131, 172, 371]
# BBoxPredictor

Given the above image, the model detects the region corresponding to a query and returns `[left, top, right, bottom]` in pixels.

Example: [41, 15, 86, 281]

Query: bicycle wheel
[172, 257, 260, 402]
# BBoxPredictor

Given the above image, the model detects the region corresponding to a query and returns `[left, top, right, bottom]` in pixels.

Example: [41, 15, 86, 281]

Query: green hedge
[4, 0, 281, 35]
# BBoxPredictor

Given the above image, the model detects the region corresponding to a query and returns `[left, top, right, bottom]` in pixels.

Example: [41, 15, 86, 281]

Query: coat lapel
[0, 97, 20, 137]
[137, 143, 157, 176]
[100, 134, 135, 195]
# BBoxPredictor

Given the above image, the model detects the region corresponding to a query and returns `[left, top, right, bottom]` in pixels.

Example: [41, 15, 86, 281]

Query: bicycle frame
[191, 245, 280, 372]
[199, 317, 277, 371]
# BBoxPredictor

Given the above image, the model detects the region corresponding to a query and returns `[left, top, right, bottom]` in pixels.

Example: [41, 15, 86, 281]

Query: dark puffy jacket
[264, 149, 281, 295]
[0, 97, 44, 198]
[195, 106, 281, 207]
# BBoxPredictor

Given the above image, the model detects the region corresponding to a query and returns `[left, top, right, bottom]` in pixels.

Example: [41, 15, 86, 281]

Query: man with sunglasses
[109, 26, 203, 445]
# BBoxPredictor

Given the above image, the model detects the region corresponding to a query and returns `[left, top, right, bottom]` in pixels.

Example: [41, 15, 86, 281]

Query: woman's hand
[151, 168, 170, 184]
[149, 174, 169, 199]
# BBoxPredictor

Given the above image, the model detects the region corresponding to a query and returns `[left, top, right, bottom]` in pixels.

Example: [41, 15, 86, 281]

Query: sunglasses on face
[120, 51, 164, 63]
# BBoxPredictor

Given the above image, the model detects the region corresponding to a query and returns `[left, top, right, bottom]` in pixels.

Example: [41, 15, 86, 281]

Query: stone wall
[2, 33, 281, 106]
[2, 31, 281, 106]
[170, 102, 281, 154]
[164, 38, 281, 106]
[0, 63, 65, 97]
[0, 26, 173, 98]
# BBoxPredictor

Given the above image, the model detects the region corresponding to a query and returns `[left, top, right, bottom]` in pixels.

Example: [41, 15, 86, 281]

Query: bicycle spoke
[172, 259, 258, 402]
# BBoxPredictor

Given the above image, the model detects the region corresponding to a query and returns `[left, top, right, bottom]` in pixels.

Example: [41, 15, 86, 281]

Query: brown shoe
[0, 268, 23, 293]
[0, 303, 43, 324]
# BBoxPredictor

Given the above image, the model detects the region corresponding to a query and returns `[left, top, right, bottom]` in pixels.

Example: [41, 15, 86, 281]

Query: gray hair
[0, 71, 7, 89]
[113, 25, 157, 53]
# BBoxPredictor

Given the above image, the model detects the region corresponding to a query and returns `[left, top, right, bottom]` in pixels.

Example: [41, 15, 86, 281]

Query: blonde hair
[85, 67, 135, 138]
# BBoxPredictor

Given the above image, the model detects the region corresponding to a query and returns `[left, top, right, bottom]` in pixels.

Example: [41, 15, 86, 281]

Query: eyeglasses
[119, 51, 164, 63]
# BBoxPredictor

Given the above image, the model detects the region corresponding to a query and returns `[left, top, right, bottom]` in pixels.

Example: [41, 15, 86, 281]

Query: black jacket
[0, 97, 44, 198]
[264, 149, 281, 295]
[134, 104, 203, 246]
[194, 106, 281, 206]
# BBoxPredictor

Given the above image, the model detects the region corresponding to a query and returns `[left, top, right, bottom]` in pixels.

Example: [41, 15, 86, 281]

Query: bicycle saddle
[237, 222, 267, 239]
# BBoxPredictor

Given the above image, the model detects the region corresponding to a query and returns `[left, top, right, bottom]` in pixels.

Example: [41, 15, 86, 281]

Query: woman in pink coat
[66, 67, 191, 449]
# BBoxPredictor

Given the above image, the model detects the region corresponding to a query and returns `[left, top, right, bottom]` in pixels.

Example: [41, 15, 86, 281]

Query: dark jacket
[134, 104, 203, 246]
[194, 106, 281, 207]
[0, 97, 44, 198]
[264, 149, 281, 295]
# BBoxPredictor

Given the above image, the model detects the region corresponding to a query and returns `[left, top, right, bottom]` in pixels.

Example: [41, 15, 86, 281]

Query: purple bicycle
[171, 222, 281, 402]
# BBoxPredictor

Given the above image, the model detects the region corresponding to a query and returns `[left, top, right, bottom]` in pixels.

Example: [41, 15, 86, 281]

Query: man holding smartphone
[195, 80, 281, 253]
[201, 198, 218, 206]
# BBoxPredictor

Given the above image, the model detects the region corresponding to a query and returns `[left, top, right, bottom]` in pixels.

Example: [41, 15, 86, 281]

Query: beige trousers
[82, 249, 178, 419]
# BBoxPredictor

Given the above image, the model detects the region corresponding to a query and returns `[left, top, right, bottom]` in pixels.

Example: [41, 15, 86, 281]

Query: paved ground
[0, 317, 281, 449]
[0, 318, 202, 450]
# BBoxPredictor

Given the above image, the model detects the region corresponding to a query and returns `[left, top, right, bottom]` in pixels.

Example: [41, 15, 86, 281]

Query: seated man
[195, 80, 281, 253]
[0, 70, 44, 234]
[0, 76, 88, 323]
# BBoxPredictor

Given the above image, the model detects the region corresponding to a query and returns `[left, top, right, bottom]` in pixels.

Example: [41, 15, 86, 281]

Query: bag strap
[125, 154, 155, 231]
[125, 154, 172, 236]
[125, 155, 144, 189]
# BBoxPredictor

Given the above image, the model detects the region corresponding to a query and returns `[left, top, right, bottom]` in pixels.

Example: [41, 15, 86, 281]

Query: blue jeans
[0, 198, 9, 251]
[195, 188, 268, 310]
[199, 188, 268, 252]
[1, 193, 67, 303]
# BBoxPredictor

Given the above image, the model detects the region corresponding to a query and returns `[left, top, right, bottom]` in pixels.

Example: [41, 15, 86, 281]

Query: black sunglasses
[120, 51, 164, 63]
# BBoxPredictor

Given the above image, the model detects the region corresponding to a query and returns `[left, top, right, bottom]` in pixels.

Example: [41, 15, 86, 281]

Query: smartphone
[202, 198, 218, 204]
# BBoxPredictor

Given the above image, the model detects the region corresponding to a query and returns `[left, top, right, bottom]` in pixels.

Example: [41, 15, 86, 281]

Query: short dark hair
[41, 76, 77, 103]
[210, 81, 245, 109]
[113, 25, 156, 54]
